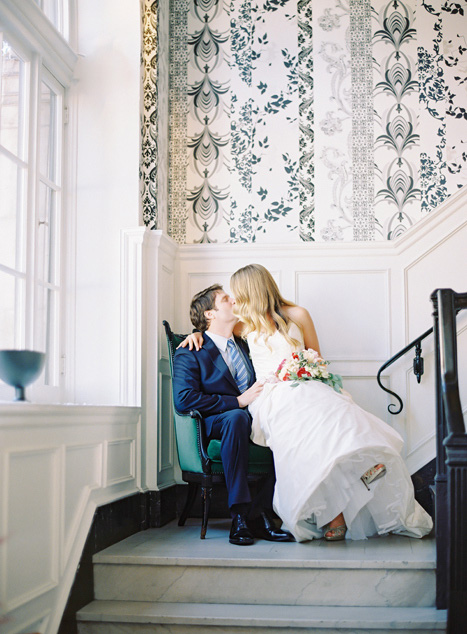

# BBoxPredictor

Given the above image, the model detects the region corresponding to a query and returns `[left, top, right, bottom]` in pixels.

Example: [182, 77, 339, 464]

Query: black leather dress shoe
[248, 511, 294, 542]
[229, 514, 254, 545]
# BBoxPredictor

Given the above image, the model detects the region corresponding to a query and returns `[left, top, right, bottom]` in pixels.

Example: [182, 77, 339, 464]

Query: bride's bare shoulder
[282, 304, 320, 353]
[282, 304, 312, 323]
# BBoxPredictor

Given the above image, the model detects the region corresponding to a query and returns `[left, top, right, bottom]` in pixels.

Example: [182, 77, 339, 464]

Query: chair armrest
[189, 409, 212, 466]
[173, 407, 212, 474]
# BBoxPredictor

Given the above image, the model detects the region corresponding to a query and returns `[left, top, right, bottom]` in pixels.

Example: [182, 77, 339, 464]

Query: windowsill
[0, 402, 141, 427]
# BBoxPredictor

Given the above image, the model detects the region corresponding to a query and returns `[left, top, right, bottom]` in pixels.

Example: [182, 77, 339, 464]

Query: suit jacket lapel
[204, 336, 239, 392]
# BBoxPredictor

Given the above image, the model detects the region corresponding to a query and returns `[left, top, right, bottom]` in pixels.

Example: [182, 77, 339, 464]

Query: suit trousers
[208, 409, 252, 509]
[207, 408, 275, 513]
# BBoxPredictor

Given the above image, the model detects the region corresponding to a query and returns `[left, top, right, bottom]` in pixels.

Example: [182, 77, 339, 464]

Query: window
[33, 0, 70, 40]
[0, 37, 27, 352]
[0, 1, 75, 400]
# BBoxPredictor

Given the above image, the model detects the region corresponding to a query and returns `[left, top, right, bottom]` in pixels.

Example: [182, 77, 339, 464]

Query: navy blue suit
[173, 335, 264, 509]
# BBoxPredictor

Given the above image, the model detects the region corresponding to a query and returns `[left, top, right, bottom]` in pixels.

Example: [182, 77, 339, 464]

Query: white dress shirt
[204, 331, 236, 377]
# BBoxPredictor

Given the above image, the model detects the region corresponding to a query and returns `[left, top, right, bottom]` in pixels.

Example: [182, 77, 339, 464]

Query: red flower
[297, 367, 310, 378]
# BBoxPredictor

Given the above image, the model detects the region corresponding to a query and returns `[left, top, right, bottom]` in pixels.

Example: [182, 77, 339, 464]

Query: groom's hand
[237, 381, 264, 408]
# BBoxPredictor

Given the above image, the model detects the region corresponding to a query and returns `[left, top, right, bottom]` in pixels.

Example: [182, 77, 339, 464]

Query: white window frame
[33, 0, 71, 41]
[0, 0, 77, 402]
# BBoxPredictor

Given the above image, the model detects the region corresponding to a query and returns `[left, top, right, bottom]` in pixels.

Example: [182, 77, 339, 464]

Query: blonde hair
[230, 264, 301, 347]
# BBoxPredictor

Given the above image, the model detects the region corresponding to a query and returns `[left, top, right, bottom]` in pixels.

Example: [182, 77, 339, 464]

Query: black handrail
[377, 327, 433, 414]
[431, 289, 467, 632]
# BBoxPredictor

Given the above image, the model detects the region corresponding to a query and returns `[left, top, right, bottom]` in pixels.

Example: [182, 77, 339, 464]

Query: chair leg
[178, 482, 198, 527]
[200, 486, 212, 539]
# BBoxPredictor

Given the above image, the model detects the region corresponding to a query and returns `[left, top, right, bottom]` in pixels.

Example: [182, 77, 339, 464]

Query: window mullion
[25, 52, 40, 350]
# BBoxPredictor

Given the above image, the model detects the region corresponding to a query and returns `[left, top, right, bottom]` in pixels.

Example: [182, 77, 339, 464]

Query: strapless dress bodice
[246, 322, 304, 380]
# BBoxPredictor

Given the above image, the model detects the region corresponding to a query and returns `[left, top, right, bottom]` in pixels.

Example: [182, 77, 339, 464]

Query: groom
[173, 284, 292, 545]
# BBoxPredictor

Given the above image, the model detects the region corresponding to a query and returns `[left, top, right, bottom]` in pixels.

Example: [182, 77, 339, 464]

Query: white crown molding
[142, 227, 178, 258]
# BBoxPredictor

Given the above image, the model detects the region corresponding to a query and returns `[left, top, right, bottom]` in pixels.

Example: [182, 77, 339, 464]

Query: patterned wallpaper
[141, 0, 467, 243]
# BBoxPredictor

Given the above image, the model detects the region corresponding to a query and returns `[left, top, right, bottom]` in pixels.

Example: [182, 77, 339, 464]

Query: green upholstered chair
[163, 320, 274, 539]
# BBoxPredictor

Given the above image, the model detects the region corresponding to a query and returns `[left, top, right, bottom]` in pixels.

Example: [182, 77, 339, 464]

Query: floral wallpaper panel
[141, 0, 467, 243]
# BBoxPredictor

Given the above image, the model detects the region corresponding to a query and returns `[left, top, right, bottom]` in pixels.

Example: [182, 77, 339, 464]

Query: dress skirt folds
[247, 325, 433, 542]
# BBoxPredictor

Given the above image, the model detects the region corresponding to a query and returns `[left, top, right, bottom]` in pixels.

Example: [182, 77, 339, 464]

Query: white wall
[71, 0, 141, 405]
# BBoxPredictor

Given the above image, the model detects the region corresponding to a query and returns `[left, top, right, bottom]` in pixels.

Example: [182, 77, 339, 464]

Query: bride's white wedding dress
[247, 324, 433, 542]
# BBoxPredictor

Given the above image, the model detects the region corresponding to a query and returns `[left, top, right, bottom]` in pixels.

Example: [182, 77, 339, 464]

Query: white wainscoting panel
[296, 270, 390, 361]
[106, 438, 136, 486]
[0, 404, 140, 634]
[343, 375, 393, 423]
[159, 369, 174, 474]
[404, 219, 467, 340]
[4, 448, 60, 611]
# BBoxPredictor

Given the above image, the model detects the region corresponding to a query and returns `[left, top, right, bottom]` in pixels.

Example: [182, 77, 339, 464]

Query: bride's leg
[326, 512, 345, 532]
[323, 463, 387, 541]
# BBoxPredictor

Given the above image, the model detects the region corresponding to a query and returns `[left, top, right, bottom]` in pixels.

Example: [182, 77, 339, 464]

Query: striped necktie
[227, 339, 249, 393]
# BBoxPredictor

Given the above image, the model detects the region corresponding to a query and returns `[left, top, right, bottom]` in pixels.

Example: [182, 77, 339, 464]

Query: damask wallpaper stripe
[373, 0, 420, 240]
[350, 0, 374, 241]
[141, 0, 159, 229]
[313, 1, 352, 241]
[186, 0, 230, 243]
[298, 0, 315, 241]
[142, 0, 467, 243]
[168, 0, 189, 242]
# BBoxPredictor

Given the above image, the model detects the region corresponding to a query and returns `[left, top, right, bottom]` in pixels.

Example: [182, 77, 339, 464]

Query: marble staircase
[76, 518, 447, 633]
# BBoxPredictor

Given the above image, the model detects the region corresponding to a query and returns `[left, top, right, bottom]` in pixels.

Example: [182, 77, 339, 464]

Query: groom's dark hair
[190, 284, 223, 332]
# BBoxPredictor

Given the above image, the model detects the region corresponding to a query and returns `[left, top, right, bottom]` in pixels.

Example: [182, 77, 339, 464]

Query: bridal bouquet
[275, 349, 343, 393]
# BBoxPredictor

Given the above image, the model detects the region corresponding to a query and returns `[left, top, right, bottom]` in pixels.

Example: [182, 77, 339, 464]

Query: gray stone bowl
[0, 350, 46, 401]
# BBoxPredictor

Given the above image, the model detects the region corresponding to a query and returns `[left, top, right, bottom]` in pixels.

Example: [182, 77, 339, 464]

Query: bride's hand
[237, 381, 264, 408]
[177, 332, 204, 350]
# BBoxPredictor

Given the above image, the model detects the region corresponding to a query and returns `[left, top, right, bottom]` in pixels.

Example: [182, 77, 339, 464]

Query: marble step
[92, 524, 436, 608]
[76, 601, 447, 633]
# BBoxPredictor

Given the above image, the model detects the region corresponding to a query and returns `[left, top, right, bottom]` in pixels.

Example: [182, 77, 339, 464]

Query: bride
[186, 264, 433, 542]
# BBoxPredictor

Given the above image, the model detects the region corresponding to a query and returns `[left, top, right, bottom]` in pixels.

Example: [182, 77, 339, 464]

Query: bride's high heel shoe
[323, 522, 347, 541]
[361, 463, 386, 490]
[323, 512, 347, 541]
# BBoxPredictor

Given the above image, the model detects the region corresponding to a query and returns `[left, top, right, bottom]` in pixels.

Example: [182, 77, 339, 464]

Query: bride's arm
[285, 305, 321, 355]
[177, 319, 244, 350]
